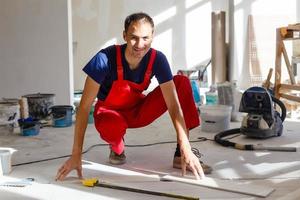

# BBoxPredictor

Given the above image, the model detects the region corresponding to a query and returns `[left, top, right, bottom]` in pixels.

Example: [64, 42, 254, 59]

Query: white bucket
[199, 105, 232, 132]
[0, 150, 12, 174]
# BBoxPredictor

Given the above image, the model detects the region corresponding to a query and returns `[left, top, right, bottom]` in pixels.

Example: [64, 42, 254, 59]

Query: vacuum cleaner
[214, 86, 296, 152]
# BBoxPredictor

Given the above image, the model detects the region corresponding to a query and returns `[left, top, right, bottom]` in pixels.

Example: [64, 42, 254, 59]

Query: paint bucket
[199, 105, 232, 132]
[22, 93, 55, 120]
[18, 118, 40, 136]
[0, 150, 12, 174]
[205, 91, 218, 105]
[191, 80, 201, 106]
[50, 105, 74, 127]
[217, 81, 242, 121]
[0, 101, 20, 135]
[73, 90, 83, 109]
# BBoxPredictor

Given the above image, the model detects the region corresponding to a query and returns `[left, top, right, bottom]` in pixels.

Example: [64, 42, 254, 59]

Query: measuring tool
[82, 178, 199, 200]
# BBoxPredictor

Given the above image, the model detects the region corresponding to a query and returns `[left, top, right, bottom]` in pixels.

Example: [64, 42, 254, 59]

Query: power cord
[12, 137, 210, 167]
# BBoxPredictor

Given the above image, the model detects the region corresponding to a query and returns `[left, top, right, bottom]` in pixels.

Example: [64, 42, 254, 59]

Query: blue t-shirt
[83, 44, 173, 100]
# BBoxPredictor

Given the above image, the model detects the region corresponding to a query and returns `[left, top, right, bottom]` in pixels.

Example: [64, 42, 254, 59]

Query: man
[56, 12, 211, 181]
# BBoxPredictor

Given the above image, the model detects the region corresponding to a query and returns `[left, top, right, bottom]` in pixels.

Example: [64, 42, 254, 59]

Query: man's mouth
[133, 48, 144, 52]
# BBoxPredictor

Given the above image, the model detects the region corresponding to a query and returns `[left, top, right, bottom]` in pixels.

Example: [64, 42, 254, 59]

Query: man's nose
[135, 39, 144, 48]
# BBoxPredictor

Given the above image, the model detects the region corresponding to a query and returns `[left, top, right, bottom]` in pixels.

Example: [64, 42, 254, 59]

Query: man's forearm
[167, 106, 190, 148]
[71, 106, 90, 155]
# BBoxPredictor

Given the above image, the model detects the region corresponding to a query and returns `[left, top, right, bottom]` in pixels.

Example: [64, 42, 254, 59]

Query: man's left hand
[180, 146, 205, 180]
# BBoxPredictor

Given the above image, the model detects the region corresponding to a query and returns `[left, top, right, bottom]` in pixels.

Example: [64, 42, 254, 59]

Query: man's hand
[180, 146, 205, 180]
[55, 155, 83, 181]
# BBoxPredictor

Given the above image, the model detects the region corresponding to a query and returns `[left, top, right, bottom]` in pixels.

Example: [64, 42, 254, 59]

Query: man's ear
[123, 31, 126, 41]
[151, 30, 155, 39]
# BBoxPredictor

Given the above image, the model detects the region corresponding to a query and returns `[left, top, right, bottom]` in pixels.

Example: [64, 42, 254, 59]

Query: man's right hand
[55, 155, 83, 181]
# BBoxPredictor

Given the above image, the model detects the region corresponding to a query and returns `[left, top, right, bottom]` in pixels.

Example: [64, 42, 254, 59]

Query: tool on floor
[132, 167, 275, 198]
[0, 178, 34, 187]
[82, 178, 199, 200]
[161, 175, 275, 198]
[215, 86, 297, 152]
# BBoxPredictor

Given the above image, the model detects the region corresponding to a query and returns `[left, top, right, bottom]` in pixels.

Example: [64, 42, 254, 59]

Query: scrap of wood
[161, 175, 275, 198]
[263, 68, 273, 89]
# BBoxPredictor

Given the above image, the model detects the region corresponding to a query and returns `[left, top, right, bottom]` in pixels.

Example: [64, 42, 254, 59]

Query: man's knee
[94, 112, 127, 142]
[173, 74, 191, 88]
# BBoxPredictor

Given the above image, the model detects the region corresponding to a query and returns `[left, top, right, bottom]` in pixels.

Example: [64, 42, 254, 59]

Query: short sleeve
[152, 51, 173, 84]
[82, 52, 109, 85]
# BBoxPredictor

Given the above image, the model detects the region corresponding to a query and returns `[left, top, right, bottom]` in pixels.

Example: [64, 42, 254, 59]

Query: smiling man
[56, 12, 211, 181]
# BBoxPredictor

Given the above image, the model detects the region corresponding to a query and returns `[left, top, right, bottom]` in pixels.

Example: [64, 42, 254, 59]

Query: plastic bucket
[18, 118, 40, 136]
[199, 105, 232, 132]
[0, 150, 12, 174]
[0, 101, 20, 135]
[205, 91, 218, 105]
[50, 105, 74, 127]
[22, 93, 55, 120]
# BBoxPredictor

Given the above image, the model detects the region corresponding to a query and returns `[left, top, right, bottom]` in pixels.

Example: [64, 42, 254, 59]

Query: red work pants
[94, 75, 200, 154]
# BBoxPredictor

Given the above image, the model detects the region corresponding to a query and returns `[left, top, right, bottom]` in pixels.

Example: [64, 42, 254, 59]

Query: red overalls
[94, 45, 200, 155]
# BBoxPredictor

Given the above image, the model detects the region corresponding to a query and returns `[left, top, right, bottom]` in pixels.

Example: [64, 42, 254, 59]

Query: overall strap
[142, 49, 157, 85]
[115, 45, 157, 87]
[115, 45, 123, 80]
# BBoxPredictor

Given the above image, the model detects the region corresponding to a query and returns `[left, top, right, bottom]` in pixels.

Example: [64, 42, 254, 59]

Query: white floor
[0, 113, 300, 200]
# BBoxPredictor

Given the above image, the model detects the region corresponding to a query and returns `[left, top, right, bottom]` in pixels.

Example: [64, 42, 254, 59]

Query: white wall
[1, 0, 298, 101]
[229, 0, 299, 90]
[72, 0, 229, 90]
[72, 0, 300, 91]
[0, 0, 73, 105]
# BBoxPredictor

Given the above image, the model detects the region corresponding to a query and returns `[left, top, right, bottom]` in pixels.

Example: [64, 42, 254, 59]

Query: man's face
[123, 20, 153, 59]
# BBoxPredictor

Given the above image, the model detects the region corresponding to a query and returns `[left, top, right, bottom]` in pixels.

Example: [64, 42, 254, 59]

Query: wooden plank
[279, 83, 300, 91]
[276, 188, 300, 200]
[211, 11, 226, 84]
[211, 12, 216, 84]
[287, 23, 300, 31]
[282, 37, 300, 41]
[281, 41, 296, 84]
[161, 175, 275, 198]
[279, 93, 300, 103]
[275, 28, 283, 99]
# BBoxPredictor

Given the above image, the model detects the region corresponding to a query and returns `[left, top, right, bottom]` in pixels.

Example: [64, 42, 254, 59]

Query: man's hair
[124, 12, 154, 33]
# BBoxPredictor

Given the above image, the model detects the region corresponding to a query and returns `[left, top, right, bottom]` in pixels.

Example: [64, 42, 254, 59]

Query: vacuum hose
[214, 96, 296, 152]
[271, 96, 286, 122]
